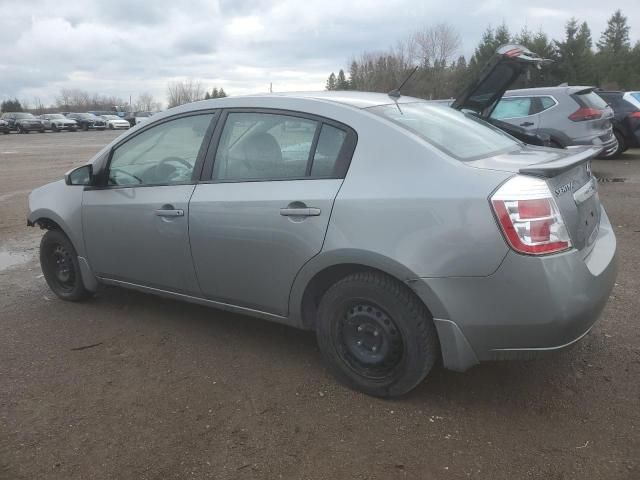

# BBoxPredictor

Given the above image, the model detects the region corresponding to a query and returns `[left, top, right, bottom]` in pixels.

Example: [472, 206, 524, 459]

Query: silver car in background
[27, 91, 617, 397]
[39, 114, 78, 132]
[490, 86, 618, 157]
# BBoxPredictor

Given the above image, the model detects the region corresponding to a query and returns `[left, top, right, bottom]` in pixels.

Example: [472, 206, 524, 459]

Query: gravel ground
[1, 131, 639, 480]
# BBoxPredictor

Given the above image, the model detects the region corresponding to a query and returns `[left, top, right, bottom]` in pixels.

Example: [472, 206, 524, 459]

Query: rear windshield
[15, 113, 34, 119]
[631, 92, 640, 103]
[369, 102, 519, 160]
[576, 91, 608, 109]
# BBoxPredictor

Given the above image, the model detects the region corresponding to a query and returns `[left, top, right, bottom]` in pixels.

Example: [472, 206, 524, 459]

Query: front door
[83, 112, 216, 294]
[189, 110, 355, 315]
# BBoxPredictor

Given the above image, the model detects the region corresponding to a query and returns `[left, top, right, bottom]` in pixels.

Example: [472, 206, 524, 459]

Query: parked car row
[0, 111, 157, 134]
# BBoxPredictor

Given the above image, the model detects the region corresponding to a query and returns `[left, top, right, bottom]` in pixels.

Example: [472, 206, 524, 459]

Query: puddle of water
[0, 249, 31, 271]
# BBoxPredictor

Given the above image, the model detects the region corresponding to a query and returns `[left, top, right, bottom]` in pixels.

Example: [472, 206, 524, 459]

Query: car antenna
[388, 65, 419, 99]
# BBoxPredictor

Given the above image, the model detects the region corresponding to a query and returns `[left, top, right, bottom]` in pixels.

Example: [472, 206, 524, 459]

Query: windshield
[48, 114, 66, 119]
[102, 115, 121, 120]
[369, 102, 519, 160]
[136, 112, 152, 117]
[76, 113, 96, 119]
[15, 113, 34, 119]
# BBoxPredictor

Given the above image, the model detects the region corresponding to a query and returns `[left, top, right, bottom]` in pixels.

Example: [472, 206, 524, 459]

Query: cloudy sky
[1, 0, 638, 108]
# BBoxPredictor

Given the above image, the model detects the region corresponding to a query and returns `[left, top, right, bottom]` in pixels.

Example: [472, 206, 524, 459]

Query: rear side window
[491, 97, 532, 119]
[370, 102, 518, 161]
[312, 125, 347, 177]
[213, 112, 317, 181]
[539, 96, 556, 111]
[212, 112, 351, 181]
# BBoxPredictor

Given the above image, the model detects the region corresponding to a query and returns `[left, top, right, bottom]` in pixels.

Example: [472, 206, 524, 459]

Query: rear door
[189, 109, 356, 316]
[451, 44, 550, 117]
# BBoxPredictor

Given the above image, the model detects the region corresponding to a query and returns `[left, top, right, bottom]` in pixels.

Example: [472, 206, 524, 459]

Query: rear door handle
[280, 207, 321, 217]
[155, 205, 184, 217]
[520, 121, 534, 127]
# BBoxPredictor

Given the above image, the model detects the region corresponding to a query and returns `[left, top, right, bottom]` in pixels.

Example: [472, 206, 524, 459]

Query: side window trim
[199, 107, 357, 183]
[91, 110, 218, 189]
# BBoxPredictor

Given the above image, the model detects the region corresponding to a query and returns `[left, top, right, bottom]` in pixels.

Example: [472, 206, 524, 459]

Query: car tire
[83, 124, 89, 131]
[315, 271, 439, 397]
[17, 125, 24, 134]
[39, 129, 45, 133]
[52, 125, 59, 132]
[109, 124, 114, 130]
[40, 229, 92, 302]
[549, 139, 563, 149]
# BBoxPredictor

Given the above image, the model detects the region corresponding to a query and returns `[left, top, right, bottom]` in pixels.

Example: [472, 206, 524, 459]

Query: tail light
[490, 175, 571, 255]
[628, 111, 640, 119]
[569, 107, 603, 122]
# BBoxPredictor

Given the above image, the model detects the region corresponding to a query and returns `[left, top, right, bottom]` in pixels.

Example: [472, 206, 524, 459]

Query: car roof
[505, 86, 596, 96]
[203, 91, 425, 109]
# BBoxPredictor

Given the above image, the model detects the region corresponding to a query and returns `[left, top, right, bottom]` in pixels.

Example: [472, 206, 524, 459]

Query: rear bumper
[415, 206, 617, 371]
[572, 131, 618, 157]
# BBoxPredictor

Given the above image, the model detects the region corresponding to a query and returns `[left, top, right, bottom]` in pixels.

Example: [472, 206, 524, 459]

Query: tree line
[2, 82, 230, 114]
[325, 10, 639, 99]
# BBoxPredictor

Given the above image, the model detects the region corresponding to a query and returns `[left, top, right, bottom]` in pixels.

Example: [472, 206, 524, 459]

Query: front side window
[108, 114, 213, 186]
[370, 102, 518, 161]
[491, 97, 532, 119]
[213, 112, 318, 181]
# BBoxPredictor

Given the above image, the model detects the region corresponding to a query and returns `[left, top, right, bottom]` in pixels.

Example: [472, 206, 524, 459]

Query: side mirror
[65, 164, 93, 186]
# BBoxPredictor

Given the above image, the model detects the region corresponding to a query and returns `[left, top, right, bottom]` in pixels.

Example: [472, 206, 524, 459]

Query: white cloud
[0, 0, 638, 108]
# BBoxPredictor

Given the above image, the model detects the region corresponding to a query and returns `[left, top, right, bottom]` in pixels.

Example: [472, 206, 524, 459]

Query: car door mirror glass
[65, 165, 93, 186]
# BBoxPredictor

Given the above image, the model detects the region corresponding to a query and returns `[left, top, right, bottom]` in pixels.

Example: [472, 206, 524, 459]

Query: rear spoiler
[519, 146, 601, 177]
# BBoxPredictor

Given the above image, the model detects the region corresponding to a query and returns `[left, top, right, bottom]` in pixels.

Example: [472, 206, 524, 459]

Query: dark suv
[596, 90, 640, 158]
[0, 112, 45, 133]
[65, 113, 106, 131]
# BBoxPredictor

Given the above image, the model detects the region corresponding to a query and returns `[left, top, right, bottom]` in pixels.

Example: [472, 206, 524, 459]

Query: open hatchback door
[451, 45, 552, 145]
[452, 44, 551, 115]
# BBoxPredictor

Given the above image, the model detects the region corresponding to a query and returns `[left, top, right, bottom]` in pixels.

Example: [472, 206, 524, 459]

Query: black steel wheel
[316, 271, 439, 397]
[40, 230, 92, 302]
[336, 302, 404, 379]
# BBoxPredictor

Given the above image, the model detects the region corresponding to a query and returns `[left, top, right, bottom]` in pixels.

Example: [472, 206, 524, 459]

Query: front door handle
[280, 207, 321, 217]
[155, 205, 184, 217]
[520, 121, 534, 127]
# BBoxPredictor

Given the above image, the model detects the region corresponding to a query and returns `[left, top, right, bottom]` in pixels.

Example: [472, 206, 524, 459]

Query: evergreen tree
[597, 9, 630, 55]
[325, 72, 337, 90]
[212, 87, 219, 98]
[336, 69, 349, 90]
[205, 92, 211, 100]
[218, 88, 227, 98]
[0, 99, 23, 112]
[348, 61, 359, 90]
[555, 18, 594, 85]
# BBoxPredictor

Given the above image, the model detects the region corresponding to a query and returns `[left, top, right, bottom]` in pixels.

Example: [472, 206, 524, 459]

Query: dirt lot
[1, 131, 639, 480]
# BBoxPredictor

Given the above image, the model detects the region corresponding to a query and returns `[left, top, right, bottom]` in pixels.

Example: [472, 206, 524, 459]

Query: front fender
[28, 180, 86, 257]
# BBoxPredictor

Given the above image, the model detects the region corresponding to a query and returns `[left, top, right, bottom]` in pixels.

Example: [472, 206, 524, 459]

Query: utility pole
[269, 82, 273, 93]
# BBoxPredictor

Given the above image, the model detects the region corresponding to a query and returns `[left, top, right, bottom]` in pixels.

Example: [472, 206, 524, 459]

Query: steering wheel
[158, 156, 192, 169]
[109, 168, 143, 185]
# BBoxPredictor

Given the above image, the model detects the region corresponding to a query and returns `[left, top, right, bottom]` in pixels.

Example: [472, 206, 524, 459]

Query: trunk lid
[471, 145, 602, 252]
[451, 44, 551, 117]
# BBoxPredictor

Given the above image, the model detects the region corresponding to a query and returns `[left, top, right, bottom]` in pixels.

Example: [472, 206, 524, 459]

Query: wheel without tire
[315, 271, 439, 397]
[40, 229, 92, 302]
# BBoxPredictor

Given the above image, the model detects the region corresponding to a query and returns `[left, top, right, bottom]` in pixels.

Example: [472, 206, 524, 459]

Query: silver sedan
[27, 91, 617, 397]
